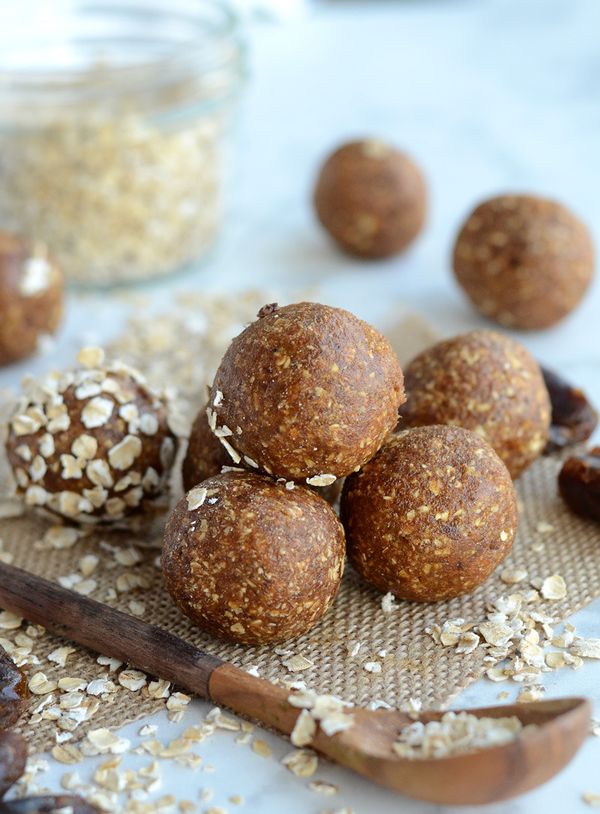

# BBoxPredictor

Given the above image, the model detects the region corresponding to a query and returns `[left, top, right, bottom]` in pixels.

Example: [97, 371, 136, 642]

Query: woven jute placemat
[0, 293, 597, 754]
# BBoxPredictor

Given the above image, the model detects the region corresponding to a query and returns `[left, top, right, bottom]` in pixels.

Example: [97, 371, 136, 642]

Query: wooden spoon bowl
[0, 563, 591, 806]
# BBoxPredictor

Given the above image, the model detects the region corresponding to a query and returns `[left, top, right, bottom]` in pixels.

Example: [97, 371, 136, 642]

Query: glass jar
[0, 0, 245, 287]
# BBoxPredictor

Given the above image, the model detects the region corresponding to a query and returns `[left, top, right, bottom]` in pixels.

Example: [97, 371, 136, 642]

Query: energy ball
[209, 302, 405, 482]
[399, 330, 550, 478]
[0, 233, 63, 366]
[162, 471, 345, 644]
[5, 347, 177, 524]
[313, 139, 427, 258]
[341, 426, 517, 602]
[182, 403, 229, 492]
[453, 195, 594, 330]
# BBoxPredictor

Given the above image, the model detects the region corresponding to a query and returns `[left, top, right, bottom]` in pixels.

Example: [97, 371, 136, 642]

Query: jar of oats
[0, 1, 245, 286]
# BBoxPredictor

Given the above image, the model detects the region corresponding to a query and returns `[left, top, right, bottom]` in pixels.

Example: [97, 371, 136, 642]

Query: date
[0, 649, 28, 731]
[542, 367, 598, 453]
[0, 732, 27, 799]
[0, 796, 99, 813]
[559, 447, 600, 522]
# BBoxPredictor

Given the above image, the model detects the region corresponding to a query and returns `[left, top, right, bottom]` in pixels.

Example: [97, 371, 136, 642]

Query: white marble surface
[2, 0, 600, 811]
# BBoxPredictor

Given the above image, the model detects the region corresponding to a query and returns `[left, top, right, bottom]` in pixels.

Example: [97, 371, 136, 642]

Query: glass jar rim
[0, 0, 244, 105]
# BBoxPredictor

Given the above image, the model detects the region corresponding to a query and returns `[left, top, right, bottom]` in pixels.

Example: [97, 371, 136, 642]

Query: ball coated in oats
[453, 195, 594, 330]
[314, 140, 427, 258]
[341, 425, 518, 602]
[208, 302, 405, 482]
[162, 471, 346, 644]
[399, 330, 550, 479]
[0, 233, 64, 366]
[5, 347, 177, 524]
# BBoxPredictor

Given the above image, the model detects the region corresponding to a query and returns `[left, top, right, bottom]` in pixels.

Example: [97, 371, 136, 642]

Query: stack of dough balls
[5, 347, 177, 524]
[165, 302, 520, 645]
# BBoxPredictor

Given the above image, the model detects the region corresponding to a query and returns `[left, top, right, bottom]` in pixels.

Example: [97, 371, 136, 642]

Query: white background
[2, 0, 600, 812]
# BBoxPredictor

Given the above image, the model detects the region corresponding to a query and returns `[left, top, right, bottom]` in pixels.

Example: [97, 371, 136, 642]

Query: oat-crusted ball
[5, 347, 177, 524]
[208, 302, 405, 483]
[399, 330, 550, 478]
[453, 195, 594, 330]
[162, 471, 345, 644]
[313, 140, 427, 258]
[341, 426, 517, 602]
[0, 233, 64, 366]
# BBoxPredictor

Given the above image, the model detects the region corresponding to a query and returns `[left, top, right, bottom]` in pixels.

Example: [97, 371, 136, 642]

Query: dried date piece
[542, 367, 598, 453]
[0, 648, 28, 730]
[0, 731, 27, 799]
[559, 448, 600, 523]
[0, 797, 99, 813]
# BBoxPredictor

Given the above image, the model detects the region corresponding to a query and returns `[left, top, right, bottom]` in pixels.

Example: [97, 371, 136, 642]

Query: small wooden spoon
[0, 563, 591, 805]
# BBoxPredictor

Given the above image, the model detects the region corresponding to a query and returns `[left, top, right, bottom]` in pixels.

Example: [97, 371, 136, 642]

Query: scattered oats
[285, 481, 295, 490]
[281, 749, 319, 777]
[29, 672, 58, 694]
[52, 744, 83, 764]
[213, 390, 224, 407]
[74, 578, 97, 596]
[456, 632, 480, 654]
[252, 739, 272, 758]
[0, 610, 22, 630]
[148, 679, 171, 699]
[517, 685, 545, 703]
[119, 669, 147, 692]
[114, 546, 143, 566]
[283, 654, 314, 672]
[381, 592, 396, 613]
[87, 677, 117, 696]
[291, 709, 317, 747]
[166, 692, 191, 712]
[187, 487, 208, 511]
[139, 724, 158, 737]
[129, 600, 146, 617]
[79, 554, 99, 577]
[97, 655, 123, 671]
[108, 435, 143, 470]
[228, 795, 244, 807]
[541, 574, 567, 601]
[536, 521, 555, 534]
[72, 434, 98, 460]
[85, 728, 131, 755]
[582, 792, 600, 807]
[571, 639, 600, 659]
[309, 781, 338, 796]
[58, 677, 86, 692]
[478, 621, 514, 648]
[48, 647, 76, 668]
[486, 666, 509, 682]
[245, 665, 260, 677]
[363, 661, 382, 674]
[500, 567, 528, 584]
[306, 474, 336, 487]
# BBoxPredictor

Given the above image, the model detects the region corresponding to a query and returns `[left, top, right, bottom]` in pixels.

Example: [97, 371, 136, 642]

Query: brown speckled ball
[341, 426, 517, 602]
[5, 347, 177, 524]
[453, 195, 594, 330]
[0, 233, 63, 366]
[313, 140, 427, 258]
[162, 471, 346, 644]
[399, 330, 550, 479]
[208, 302, 405, 482]
[182, 404, 229, 492]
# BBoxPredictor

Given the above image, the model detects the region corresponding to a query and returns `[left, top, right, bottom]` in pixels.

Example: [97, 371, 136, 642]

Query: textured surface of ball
[0, 233, 63, 366]
[314, 139, 427, 258]
[162, 471, 346, 644]
[5, 348, 177, 524]
[399, 330, 550, 478]
[341, 425, 517, 602]
[209, 302, 405, 482]
[453, 195, 594, 330]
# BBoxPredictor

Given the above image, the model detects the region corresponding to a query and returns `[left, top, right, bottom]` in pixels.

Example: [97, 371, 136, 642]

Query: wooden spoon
[0, 563, 591, 805]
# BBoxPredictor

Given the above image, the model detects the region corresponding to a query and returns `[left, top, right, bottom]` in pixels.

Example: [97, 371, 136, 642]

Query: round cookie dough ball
[182, 404, 229, 492]
[208, 302, 405, 483]
[399, 330, 550, 479]
[0, 233, 64, 366]
[453, 195, 594, 330]
[313, 139, 427, 258]
[162, 471, 345, 644]
[341, 426, 517, 602]
[5, 347, 177, 524]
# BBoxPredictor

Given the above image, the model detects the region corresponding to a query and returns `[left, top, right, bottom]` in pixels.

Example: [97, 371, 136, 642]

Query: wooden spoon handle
[0, 562, 223, 700]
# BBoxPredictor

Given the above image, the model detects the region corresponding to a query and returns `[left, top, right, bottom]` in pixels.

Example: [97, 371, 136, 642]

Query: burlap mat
[0, 294, 597, 754]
